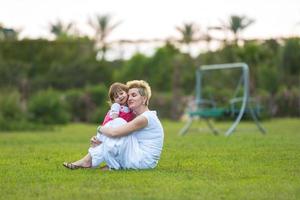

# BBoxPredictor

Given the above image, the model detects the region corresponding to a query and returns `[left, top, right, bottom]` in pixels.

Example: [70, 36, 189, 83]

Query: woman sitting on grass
[63, 80, 164, 170]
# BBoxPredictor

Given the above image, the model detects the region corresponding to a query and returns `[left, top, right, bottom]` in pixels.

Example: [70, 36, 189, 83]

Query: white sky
[1, 0, 300, 58]
[1, 0, 300, 40]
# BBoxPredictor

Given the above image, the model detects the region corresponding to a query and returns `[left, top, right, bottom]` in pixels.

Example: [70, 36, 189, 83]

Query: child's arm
[109, 103, 121, 119]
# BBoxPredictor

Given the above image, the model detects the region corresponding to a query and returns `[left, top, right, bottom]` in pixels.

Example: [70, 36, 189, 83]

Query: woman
[63, 80, 164, 170]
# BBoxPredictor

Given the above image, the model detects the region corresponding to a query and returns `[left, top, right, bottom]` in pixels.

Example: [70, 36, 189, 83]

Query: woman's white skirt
[88, 118, 144, 169]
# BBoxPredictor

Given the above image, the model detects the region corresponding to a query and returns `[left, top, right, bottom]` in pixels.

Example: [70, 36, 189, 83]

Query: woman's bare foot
[67, 153, 93, 168]
[71, 160, 91, 168]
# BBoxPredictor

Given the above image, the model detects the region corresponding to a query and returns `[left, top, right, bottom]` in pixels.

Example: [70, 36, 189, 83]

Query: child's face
[113, 90, 128, 105]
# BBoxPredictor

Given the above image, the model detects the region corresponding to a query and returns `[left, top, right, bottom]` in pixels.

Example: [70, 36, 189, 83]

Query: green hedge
[64, 85, 109, 123]
[0, 90, 23, 121]
[28, 89, 70, 124]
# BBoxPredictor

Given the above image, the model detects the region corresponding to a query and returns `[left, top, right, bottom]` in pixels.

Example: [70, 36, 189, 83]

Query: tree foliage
[0, 34, 299, 127]
[281, 38, 300, 74]
[222, 15, 255, 45]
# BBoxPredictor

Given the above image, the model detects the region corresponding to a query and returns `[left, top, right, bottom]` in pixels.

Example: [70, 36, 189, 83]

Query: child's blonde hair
[126, 80, 151, 105]
[108, 82, 129, 104]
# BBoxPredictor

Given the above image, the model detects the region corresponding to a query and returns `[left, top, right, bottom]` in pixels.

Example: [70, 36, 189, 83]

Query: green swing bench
[179, 63, 266, 136]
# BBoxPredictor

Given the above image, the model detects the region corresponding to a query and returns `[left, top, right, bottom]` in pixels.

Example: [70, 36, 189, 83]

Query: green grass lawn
[0, 118, 299, 200]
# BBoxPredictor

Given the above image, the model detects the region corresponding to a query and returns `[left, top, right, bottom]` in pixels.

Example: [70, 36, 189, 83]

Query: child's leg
[99, 118, 128, 169]
[96, 118, 127, 142]
[109, 117, 127, 127]
[73, 118, 128, 168]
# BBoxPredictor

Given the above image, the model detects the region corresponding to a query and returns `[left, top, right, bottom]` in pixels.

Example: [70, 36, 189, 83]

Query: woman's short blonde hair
[126, 80, 151, 105]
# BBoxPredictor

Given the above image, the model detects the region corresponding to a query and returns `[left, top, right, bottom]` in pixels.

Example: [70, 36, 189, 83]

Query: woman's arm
[100, 115, 148, 137]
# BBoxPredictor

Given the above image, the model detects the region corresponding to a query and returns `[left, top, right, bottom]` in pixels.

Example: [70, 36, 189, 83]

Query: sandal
[63, 162, 87, 170]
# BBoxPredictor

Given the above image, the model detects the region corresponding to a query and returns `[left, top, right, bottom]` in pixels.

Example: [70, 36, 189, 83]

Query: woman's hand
[90, 136, 101, 147]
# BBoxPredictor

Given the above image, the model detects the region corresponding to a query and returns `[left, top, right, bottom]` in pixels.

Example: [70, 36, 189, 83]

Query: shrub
[0, 90, 23, 121]
[0, 117, 53, 131]
[275, 86, 300, 117]
[64, 89, 87, 122]
[64, 85, 108, 123]
[150, 92, 173, 119]
[255, 89, 273, 118]
[85, 84, 107, 107]
[28, 89, 70, 124]
[89, 105, 109, 124]
[85, 85, 109, 123]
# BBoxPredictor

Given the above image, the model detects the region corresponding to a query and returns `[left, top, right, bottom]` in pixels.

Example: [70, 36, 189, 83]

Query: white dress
[88, 110, 164, 170]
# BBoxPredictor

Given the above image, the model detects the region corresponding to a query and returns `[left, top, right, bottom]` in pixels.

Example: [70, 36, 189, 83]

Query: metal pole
[196, 69, 201, 107]
[225, 63, 249, 136]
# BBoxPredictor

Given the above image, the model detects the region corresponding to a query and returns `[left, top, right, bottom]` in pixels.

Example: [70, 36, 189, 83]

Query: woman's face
[128, 88, 146, 110]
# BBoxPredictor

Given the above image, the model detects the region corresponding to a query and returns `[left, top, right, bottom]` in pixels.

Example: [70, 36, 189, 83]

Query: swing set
[179, 63, 266, 136]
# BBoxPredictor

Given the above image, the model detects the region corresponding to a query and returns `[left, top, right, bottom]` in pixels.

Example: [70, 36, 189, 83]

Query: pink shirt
[102, 103, 135, 125]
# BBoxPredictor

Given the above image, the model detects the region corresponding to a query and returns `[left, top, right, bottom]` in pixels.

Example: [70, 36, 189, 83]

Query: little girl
[102, 82, 135, 126]
[94, 82, 135, 145]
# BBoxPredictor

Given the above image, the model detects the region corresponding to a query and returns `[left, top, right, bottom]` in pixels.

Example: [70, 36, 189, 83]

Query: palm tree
[88, 14, 121, 61]
[176, 22, 199, 54]
[202, 29, 214, 51]
[207, 25, 228, 46]
[49, 20, 74, 39]
[222, 15, 255, 45]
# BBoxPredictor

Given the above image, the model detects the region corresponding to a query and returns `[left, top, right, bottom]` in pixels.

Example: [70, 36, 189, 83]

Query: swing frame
[179, 63, 266, 136]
